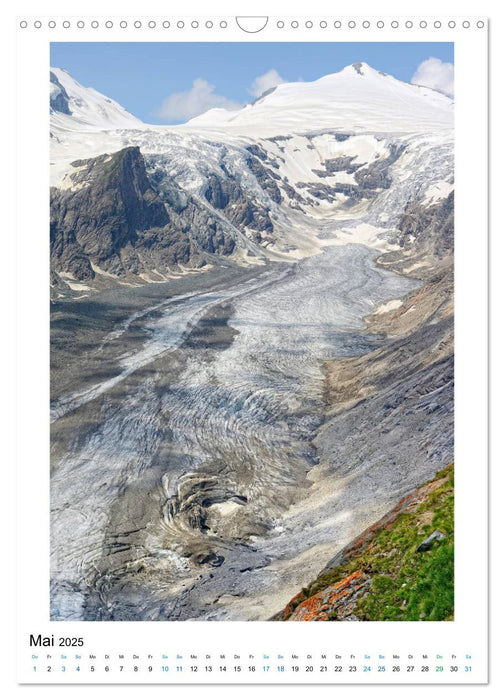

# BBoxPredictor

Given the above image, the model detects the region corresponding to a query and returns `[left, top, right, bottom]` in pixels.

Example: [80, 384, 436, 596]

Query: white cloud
[155, 78, 241, 122]
[155, 69, 289, 122]
[411, 57, 454, 98]
[248, 69, 287, 99]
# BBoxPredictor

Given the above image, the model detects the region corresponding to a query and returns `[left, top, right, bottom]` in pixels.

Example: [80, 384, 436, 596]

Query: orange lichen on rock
[286, 570, 370, 621]
[280, 591, 307, 620]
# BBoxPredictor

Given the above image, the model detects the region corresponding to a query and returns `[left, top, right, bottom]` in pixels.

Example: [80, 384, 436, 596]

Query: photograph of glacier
[50, 43, 454, 621]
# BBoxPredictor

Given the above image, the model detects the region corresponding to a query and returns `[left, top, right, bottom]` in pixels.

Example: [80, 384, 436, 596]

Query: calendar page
[15, 1, 488, 687]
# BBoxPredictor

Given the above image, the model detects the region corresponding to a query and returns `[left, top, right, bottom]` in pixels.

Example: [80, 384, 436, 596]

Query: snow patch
[66, 281, 92, 292]
[207, 502, 242, 517]
[333, 223, 396, 252]
[423, 180, 454, 205]
[373, 298, 403, 314]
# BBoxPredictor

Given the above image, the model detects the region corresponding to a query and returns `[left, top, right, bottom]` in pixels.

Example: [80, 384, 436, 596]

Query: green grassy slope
[283, 464, 454, 621]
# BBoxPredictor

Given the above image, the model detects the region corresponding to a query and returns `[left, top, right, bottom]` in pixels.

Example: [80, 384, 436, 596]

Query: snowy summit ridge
[186, 62, 453, 135]
[50, 67, 143, 130]
[50, 62, 453, 136]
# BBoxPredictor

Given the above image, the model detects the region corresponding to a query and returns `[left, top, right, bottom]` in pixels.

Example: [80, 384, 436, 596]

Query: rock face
[397, 190, 454, 259]
[245, 147, 282, 203]
[203, 167, 275, 243]
[50, 71, 71, 115]
[50, 147, 237, 282]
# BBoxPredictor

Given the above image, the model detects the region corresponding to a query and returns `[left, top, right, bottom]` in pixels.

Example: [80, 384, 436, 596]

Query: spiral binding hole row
[19, 18, 485, 30]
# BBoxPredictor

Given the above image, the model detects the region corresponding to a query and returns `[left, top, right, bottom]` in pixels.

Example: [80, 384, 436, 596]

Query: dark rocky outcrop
[245, 144, 268, 161]
[204, 168, 275, 243]
[354, 144, 405, 190]
[50, 147, 236, 281]
[298, 143, 406, 203]
[333, 133, 351, 142]
[280, 178, 309, 206]
[245, 153, 282, 203]
[50, 71, 71, 115]
[312, 156, 360, 178]
[396, 190, 454, 258]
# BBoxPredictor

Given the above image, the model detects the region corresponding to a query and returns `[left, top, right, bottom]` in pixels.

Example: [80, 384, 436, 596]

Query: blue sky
[50, 42, 454, 124]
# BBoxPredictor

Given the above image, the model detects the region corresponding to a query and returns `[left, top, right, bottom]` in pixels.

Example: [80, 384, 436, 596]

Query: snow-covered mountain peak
[186, 62, 453, 136]
[50, 63, 454, 197]
[50, 67, 143, 131]
[342, 61, 380, 76]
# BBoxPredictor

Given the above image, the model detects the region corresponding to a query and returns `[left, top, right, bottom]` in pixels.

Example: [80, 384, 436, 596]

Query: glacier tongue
[49, 62, 454, 620]
[50, 245, 419, 621]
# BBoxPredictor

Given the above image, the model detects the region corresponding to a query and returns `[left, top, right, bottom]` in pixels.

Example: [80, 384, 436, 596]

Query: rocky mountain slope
[274, 464, 454, 621]
[50, 146, 238, 283]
